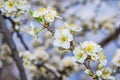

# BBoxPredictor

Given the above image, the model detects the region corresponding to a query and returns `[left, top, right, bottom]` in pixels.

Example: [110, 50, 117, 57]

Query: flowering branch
[28, 6, 116, 80]
[70, 42, 98, 80]
[42, 26, 99, 80]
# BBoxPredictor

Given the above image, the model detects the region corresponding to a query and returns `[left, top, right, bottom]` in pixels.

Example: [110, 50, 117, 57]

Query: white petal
[61, 42, 70, 49]
[53, 40, 61, 47]
[68, 34, 73, 41]
[96, 70, 102, 76]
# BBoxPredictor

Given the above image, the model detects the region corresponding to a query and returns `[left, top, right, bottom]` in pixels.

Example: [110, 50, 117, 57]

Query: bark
[0, 15, 27, 80]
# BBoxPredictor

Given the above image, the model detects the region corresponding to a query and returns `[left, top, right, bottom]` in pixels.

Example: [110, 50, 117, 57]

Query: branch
[2, 15, 29, 50]
[36, 62, 60, 80]
[43, 25, 55, 36]
[112, 67, 120, 76]
[84, 60, 98, 80]
[99, 27, 120, 47]
[0, 15, 27, 80]
[65, 1, 80, 9]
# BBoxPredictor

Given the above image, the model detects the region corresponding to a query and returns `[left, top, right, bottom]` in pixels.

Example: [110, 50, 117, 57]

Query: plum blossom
[53, 28, 73, 49]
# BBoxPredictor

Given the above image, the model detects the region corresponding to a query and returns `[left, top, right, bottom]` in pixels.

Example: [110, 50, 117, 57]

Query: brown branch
[0, 15, 27, 80]
[99, 27, 120, 47]
[112, 67, 120, 76]
[43, 25, 55, 36]
[84, 60, 98, 80]
[2, 15, 29, 50]
[36, 62, 60, 80]
[65, 1, 80, 9]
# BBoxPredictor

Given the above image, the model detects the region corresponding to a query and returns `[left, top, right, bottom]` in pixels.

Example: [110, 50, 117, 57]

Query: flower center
[118, 60, 120, 64]
[85, 44, 94, 52]
[103, 69, 110, 76]
[76, 53, 84, 60]
[8, 2, 14, 8]
[45, 13, 54, 20]
[61, 36, 68, 43]
[0, 3, 2, 8]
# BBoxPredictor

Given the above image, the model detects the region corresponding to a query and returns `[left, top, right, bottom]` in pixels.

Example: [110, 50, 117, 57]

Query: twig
[2, 15, 29, 50]
[36, 62, 60, 80]
[0, 15, 27, 80]
[43, 25, 55, 36]
[112, 67, 120, 76]
[83, 60, 98, 80]
[65, 1, 80, 9]
[99, 27, 120, 47]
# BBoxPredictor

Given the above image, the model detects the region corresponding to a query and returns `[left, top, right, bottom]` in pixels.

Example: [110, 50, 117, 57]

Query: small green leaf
[30, 10, 34, 15]
[34, 28, 39, 35]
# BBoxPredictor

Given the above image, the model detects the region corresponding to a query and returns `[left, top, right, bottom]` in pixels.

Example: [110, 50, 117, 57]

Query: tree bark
[0, 15, 27, 80]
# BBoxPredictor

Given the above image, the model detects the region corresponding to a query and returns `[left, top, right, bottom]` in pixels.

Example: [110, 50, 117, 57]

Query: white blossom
[53, 28, 73, 49]
[33, 7, 61, 23]
[1, 0, 30, 17]
[34, 47, 49, 62]
[73, 46, 87, 63]
[81, 41, 100, 56]
[64, 23, 81, 32]
[4, 0, 17, 13]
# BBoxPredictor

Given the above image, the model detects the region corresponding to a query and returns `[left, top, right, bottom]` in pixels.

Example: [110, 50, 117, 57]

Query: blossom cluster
[0, 0, 30, 17]
[20, 47, 49, 67]
[19, 46, 81, 79]
[29, 6, 116, 80]
[31, 7, 61, 24]
[73, 41, 107, 66]
[95, 68, 115, 80]
[53, 23, 81, 49]
[72, 41, 115, 80]
[27, 7, 81, 44]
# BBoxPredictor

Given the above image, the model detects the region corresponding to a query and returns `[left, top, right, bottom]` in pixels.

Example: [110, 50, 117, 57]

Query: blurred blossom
[0, 60, 3, 68]
[0, 44, 11, 60]
[32, 39, 44, 48]
[64, 23, 81, 32]
[34, 47, 49, 62]
[112, 49, 120, 67]
[0, 0, 30, 17]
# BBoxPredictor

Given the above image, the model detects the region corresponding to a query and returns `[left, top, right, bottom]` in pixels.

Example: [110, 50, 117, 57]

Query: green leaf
[35, 16, 44, 24]
[30, 10, 34, 15]
[34, 28, 39, 35]
[33, 27, 44, 38]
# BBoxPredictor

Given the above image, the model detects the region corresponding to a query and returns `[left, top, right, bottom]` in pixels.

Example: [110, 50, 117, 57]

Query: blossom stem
[84, 60, 98, 80]
[43, 25, 55, 36]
